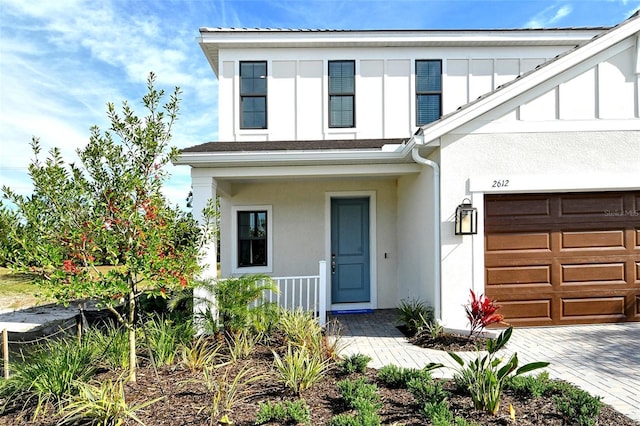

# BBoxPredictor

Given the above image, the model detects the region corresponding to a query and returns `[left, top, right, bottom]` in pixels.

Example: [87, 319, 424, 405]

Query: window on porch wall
[237, 210, 267, 267]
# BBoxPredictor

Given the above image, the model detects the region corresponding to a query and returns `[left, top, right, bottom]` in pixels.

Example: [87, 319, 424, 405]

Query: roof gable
[416, 12, 640, 143]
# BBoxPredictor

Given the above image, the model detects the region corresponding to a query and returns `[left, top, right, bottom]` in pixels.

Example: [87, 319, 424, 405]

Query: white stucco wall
[438, 131, 640, 329]
[217, 177, 401, 309]
[397, 159, 438, 311]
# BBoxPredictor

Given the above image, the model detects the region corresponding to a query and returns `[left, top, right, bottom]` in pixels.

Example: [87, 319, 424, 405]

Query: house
[176, 12, 640, 330]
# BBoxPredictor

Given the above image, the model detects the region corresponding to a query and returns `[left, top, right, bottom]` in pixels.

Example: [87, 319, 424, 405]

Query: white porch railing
[261, 260, 327, 326]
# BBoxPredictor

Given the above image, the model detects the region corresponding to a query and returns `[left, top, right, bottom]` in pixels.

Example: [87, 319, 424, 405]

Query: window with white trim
[416, 60, 442, 126]
[329, 60, 355, 128]
[232, 205, 273, 273]
[240, 61, 267, 129]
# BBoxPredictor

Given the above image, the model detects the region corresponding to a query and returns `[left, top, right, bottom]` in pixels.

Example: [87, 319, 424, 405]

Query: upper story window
[240, 61, 267, 129]
[416, 60, 442, 126]
[329, 60, 355, 128]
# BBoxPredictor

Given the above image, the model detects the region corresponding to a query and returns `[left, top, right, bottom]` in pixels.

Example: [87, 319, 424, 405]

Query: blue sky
[1, 0, 639, 208]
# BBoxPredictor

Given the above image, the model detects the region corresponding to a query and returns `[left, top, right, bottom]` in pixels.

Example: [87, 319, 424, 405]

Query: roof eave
[173, 142, 427, 167]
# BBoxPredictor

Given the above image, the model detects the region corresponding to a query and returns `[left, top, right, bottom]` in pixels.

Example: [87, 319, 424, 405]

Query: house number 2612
[492, 179, 509, 188]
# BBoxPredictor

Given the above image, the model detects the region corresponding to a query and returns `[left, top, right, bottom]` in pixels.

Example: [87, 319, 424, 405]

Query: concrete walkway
[332, 310, 640, 423]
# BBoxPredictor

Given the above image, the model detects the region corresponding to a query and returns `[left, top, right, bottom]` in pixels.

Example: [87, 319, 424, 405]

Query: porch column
[191, 175, 218, 331]
[191, 175, 218, 279]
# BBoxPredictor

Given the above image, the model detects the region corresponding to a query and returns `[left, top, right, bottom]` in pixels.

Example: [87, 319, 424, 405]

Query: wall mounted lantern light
[455, 198, 477, 235]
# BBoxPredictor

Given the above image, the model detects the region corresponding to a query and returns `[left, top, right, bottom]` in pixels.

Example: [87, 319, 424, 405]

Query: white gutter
[410, 136, 441, 322]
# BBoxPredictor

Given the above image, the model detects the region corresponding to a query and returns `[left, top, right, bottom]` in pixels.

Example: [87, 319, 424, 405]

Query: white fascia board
[419, 17, 640, 144]
[191, 163, 422, 180]
[174, 143, 416, 167]
[197, 29, 602, 49]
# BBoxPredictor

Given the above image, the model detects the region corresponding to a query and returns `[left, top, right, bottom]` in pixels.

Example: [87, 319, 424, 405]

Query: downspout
[410, 135, 441, 322]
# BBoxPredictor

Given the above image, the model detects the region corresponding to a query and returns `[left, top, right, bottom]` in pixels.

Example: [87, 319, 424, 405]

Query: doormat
[331, 309, 373, 315]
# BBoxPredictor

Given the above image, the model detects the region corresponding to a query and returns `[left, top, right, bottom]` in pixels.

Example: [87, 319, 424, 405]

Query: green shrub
[377, 364, 440, 388]
[448, 327, 549, 415]
[423, 400, 453, 426]
[286, 399, 312, 424]
[141, 314, 194, 367]
[338, 353, 372, 374]
[255, 399, 311, 425]
[505, 371, 553, 398]
[422, 401, 479, 426]
[330, 378, 382, 426]
[554, 386, 602, 426]
[397, 298, 434, 333]
[328, 410, 381, 426]
[0, 337, 96, 420]
[337, 378, 380, 409]
[84, 322, 130, 370]
[407, 377, 449, 406]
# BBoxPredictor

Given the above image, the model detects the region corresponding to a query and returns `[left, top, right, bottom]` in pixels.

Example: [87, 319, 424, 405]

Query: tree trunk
[128, 288, 137, 382]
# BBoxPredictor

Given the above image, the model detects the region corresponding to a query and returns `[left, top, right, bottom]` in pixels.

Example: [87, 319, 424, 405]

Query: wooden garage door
[485, 192, 640, 326]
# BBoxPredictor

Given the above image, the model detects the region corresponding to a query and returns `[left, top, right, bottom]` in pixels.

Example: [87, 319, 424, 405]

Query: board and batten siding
[216, 45, 577, 141]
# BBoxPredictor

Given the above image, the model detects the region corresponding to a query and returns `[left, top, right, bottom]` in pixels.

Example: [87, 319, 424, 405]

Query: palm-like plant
[272, 345, 332, 395]
[191, 275, 278, 334]
[58, 377, 164, 426]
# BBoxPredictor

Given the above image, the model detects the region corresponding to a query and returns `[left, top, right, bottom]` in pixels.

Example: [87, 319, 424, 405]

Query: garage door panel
[561, 263, 627, 284]
[486, 197, 550, 218]
[559, 194, 625, 218]
[561, 297, 626, 320]
[486, 232, 550, 252]
[486, 266, 550, 286]
[498, 299, 552, 324]
[561, 230, 625, 250]
[485, 191, 640, 326]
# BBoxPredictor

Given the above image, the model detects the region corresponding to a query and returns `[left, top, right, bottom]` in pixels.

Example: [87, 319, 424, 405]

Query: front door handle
[331, 253, 336, 274]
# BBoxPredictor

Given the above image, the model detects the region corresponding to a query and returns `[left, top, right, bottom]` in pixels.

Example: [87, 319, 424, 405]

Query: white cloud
[526, 4, 573, 28]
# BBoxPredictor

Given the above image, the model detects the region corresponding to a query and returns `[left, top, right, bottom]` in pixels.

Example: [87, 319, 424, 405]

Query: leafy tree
[0, 73, 211, 382]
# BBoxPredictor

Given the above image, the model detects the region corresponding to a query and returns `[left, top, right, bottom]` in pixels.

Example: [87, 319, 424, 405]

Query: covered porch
[177, 139, 440, 323]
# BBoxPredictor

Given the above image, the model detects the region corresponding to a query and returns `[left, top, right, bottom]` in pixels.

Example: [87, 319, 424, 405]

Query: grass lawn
[0, 266, 49, 311]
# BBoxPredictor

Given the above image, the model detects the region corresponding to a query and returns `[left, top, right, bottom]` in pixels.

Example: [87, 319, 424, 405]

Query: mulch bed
[408, 329, 488, 351]
[1, 336, 638, 426]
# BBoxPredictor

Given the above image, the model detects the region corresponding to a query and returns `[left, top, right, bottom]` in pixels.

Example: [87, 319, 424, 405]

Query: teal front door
[331, 198, 370, 304]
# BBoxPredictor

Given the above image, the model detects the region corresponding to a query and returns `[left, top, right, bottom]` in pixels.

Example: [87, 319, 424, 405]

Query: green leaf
[497, 354, 518, 380]
[516, 361, 550, 376]
[447, 351, 464, 366]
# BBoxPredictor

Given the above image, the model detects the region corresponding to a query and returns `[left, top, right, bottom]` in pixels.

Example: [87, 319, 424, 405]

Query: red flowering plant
[0, 74, 214, 382]
[465, 289, 505, 339]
